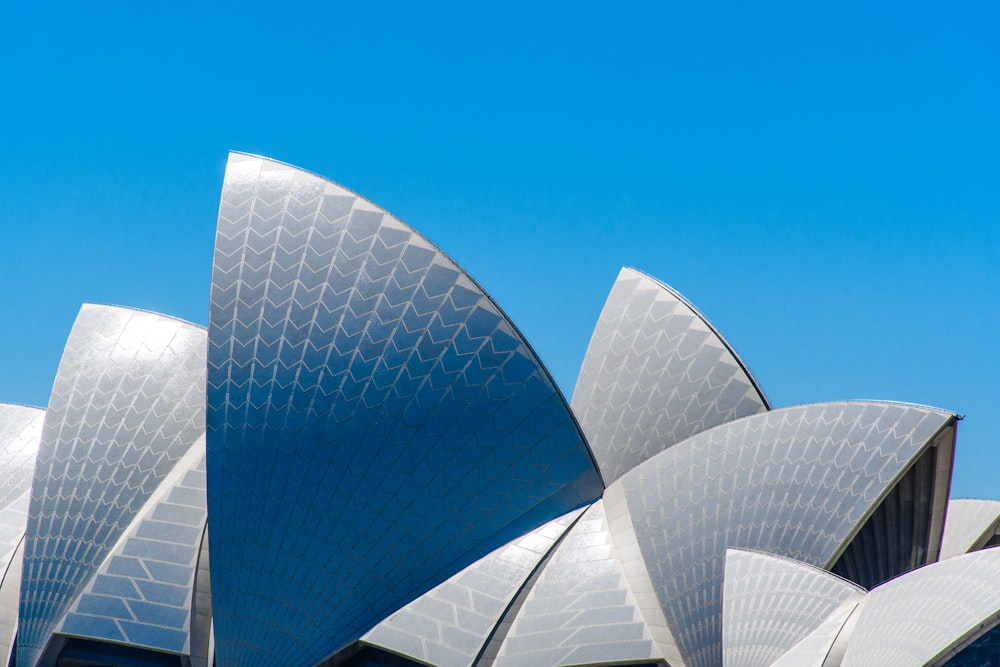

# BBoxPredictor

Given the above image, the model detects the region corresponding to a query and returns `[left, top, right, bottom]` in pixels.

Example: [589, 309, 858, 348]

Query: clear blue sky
[1, 2, 997, 499]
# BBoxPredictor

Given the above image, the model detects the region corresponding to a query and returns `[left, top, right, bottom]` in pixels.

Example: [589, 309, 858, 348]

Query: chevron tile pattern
[842, 548, 1000, 666]
[1, 152, 992, 667]
[722, 548, 865, 667]
[364, 509, 583, 667]
[571, 267, 769, 485]
[939, 499, 1000, 559]
[0, 541, 24, 667]
[19, 305, 207, 667]
[207, 154, 603, 667]
[0, 405, 45, 667]
[768, 601, 859, 667]
[494, 500, 661, 667]
[0, 405, 44, 559]
[614, 401, 955, 667]
[57, 448, 208, 656]
[0, 405, 44, 510]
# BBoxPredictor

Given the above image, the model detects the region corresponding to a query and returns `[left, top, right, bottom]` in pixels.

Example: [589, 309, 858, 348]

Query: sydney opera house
[1, 153, 998, 667]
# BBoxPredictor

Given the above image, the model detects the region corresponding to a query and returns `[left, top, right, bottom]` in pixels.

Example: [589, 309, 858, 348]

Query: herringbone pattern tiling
[722, 548, 864, 667]
[56, 449, 208, 655]
[939, 499, 1000, 560]
[494, 500, 661, 667]
[0, 404, 45, 665]
[364, 509, 582, 667]
[0, 405, 44, 556]
[842, 548, 1000, 666]
[572, 267, 769, 484]
[206, 154, 602, 667]
[19, 306, 206, 667]
[0, 405, 44, 512]
[615, 401, 954, 667]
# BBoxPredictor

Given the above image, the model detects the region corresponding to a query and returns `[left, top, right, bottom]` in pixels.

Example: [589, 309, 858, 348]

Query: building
[0, 154, 996, 667]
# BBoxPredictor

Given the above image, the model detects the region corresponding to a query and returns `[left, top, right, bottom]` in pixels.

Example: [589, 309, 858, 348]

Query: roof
[571, 267, 769, 484]
[494, 500, 663, 667]
[610, 400, 956, 667]
[207, 154, 604, 667]
[722, 548, 864, 667]
[940, 498, 1000, 559]
[841, 548, 1000, 666]
[18, 306, 206, 666]
[363, 508, 584, 667]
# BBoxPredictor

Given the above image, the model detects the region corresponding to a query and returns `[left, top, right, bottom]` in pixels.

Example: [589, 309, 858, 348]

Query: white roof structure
[572, 267, 769, 485]
[1, 153, 995, 667]
[940, 498, 1000, 560]
[206, 154, 603, 667]
[841, 548, 1000, 666]
[363, 508, 585, 667]
[0, 404, 43, 567]
[611, 401, 955, 667]
[768, 602, 859, 667]
[0, 405, 45, 667]
[722, 549, 864, 667]
[18, 305, 207, 667]
[493, 500, 665, 667]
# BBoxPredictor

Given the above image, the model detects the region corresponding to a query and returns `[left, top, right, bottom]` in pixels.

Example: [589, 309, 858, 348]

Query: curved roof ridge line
[669, 399, 958, 445]
[0, 403, 45, 412]
[823, 414, 957, 571]
[950, 497, 1000, 503]
[726, 547, 868, 594]
[613, 401, 957, 665]
[745, 397, 957, 418]
[229, 151, 401, 219]
[940, 499, 1000, 559]
[842, 548, 1000, 666]
[227, 152, 603, 481]
[621, 265, 771, 410]
[814, 397, 960, 415]
[80, 302, 207, 331]
[471, 507, 590, 667]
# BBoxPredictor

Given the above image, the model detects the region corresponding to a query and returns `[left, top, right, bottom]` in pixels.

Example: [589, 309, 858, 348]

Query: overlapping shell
[1, 154, 993, 667]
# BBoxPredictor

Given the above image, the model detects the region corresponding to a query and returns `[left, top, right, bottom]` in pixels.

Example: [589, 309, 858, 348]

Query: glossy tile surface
[614, 401, 954, 667]
[842, 548, 1000, 666]
[722, 548, 864, 667]
[365, 509, 582, 667]
[56, 448, 208, 655]
[572, 267, 769, 484]
[939, 499, 1000, 559]
[0, 404, 45, 666]
[494, 500, 661, 667]
[768, 601, 859, 667]
[207, 154, 603, 667]
[18, 306, 206, 667]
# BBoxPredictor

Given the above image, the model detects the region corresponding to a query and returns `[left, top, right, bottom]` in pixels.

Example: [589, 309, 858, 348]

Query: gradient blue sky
[1, 3, 997, 498]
